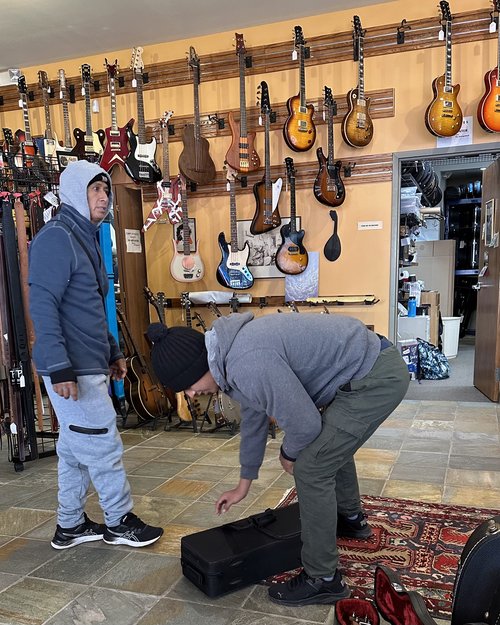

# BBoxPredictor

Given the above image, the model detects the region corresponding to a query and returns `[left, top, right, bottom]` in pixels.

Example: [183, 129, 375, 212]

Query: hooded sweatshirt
[28, 160, 123, 383]
[205, 312, 382, 480]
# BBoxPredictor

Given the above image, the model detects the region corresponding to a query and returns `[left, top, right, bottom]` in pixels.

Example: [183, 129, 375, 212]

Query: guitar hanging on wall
[477, 0, 500, 132]
[217, 165, 254, 290]
[323, 209, 342, 262]
[37, 71, 59, 168]
[425, 1, 463, 138]
[72, 64, 104, 162]
[225, 33, 260, 173]
[283, 26, 316, 152]
[56, 69, 78, 169]
[342, 16, 374, 148]
[250, 81, 282, 235]
[275, 157, 308, 275]
[125, 47, 162, 184]
[178, 46, 216, 185]
[14, 75, 37, 168]
[314, 86, 345, 207]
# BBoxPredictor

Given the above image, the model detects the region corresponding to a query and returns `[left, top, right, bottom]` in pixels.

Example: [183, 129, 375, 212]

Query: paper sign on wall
[436, 116, 472, 148]
[125, 229, 142, 253]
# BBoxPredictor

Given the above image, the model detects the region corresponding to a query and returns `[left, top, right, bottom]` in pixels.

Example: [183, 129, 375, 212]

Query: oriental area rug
[267, 489, 499, 618]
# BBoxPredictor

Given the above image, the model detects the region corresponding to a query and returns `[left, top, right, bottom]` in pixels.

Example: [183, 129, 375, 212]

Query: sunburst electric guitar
[477, 0, 500, 132]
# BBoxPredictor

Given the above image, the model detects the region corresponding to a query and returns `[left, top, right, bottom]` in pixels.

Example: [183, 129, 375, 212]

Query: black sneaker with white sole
[51, 513, 105, 550]
[103, 512, 163, 547]
[337, 511, 372, 539]
[269, 569, 350, 606]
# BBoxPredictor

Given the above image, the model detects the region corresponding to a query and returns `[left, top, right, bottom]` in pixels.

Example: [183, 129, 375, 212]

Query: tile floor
[0, 398, 499, 625]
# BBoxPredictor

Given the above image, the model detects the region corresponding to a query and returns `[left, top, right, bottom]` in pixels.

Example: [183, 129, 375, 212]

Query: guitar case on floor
[180, 503, 302, 597]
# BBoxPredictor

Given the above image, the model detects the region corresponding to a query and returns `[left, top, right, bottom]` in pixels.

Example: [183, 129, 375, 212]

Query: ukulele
[14, 75, 37, 168]
[72, 64, 104, 162]
[56, 69, 78, 169]
[283, 26, 316, 152]
[125, 47, 162, 184]
[178, 47, 216, 185]
[477, 0, 500, 132]
[225, 34, 260, 173]
[217, 165, 254, 290]
[37, 71, 59, 169]
[342, 16, 374, 148]
[170, 175, 205, 283]
[425, 1, 463, 138]
[100, 59, 134, 173]
[276, 157, 308, 275]
[314, 87, 345, 207]
[250, 81, 282, 235]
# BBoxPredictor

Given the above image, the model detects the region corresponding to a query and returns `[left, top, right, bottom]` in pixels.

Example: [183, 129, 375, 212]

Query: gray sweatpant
[44, 374, 133, 528]
[294, 346, 410, 577]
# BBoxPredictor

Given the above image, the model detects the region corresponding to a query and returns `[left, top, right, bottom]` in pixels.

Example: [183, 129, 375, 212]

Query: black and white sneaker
[51, 513, 105, 550]
[103, 512, 163, 547]
[337, 511, 372, 539]
[269, 569, 350, 606]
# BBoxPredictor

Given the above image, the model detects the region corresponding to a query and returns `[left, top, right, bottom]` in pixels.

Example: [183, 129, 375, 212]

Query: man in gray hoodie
[148, 312, 409, 606]
[29, 160, 163, 550]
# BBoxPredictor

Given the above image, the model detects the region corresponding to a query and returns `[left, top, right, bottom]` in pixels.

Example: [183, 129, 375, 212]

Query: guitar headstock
[353, 15, 364, 39]
[17, 74, 27, 95]
[207, 301, 222, 318]
[293, 26, 305, 47]
[105, 59, 119, 79]
[58, 69, 67, 91]
[81, 64, 91, 86]
[180, 292, 192, 315]
[3, 128, 14, 146]
[130, 46, 144, 73]
[323, 86, 334, 109]
[225, 163, 238, 184]
[159, 110, 174, 128]
[258, 81, 270, 114]
[235, 33, 246, 56]
[187, 46, 201, 85]
[38, 70, 50, 94]
[439, 1, 451, 22]
[285, 157, 296, 182]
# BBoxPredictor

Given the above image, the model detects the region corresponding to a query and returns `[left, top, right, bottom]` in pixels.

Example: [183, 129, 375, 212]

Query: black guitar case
[451, 515, 500, 625]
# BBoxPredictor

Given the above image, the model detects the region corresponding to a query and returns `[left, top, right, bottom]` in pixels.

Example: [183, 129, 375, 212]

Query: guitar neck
[84, 83, 93, 137]
[61, 88, 72, 148]
[109, 77, 118, 131]
[327, 105, 334, 166]
[264, 113, 272, 217]
[42, 92, 53, 140]
[289, 177, 297, 234]
[135, 71, 146, 143]
[162, 126, 171, 181]
[358, 36, 365, 100]
[193, 67, 201, 143]
[238, 54, 247, 137]
[299, 45, 307, 109]
[20, 94, 33, 143]
[182, 293, 193, 328]
[181, 191, 191, 256]
[444, 20, 452, 91]
[229, 177, 239, 252]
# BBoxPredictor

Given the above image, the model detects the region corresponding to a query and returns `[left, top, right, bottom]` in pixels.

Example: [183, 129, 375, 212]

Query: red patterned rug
[268, 489, 499, 618]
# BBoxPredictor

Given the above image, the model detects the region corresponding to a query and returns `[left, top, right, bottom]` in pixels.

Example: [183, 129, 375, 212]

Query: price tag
[258, 115, 262, 126]
[18, 99, 23, 108]
[59, 90, 63, 99]
[292, 50, 298, 61]
[132, 78, 137, 88]
[323, 110, 326, 121]
[92, 99, 99, 113]
[438, 29, 445, 41]
[81, 87, 85, 96]
[490, 21, 497, 33]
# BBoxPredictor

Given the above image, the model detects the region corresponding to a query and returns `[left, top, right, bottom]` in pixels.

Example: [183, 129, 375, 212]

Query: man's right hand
[53, 381, 78, 401]
[215, 478, 252, 515]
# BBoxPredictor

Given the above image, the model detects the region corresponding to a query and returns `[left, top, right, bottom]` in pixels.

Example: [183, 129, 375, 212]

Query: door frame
[389, 141, 500, 342]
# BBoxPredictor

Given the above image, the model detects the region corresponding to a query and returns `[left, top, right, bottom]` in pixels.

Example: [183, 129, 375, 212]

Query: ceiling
[0, 0, 391, 74]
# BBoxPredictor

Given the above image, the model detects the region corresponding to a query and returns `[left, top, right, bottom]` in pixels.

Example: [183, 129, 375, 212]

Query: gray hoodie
[205, 312, 381, 480]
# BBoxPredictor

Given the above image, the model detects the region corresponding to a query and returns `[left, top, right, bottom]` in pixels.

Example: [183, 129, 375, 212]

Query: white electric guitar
[38, 70, 59, 168]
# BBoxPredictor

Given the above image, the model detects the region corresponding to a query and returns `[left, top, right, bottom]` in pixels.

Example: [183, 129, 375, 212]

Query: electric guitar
[14, 75, 37, 168]
[72, 64, 104, 162]
[100, 59, 134, 173]
[250, 81, 282, 235]
[170, 175, 205, 282]
[276, 157, 308, 275]
[37, 71, 59, 168]
[314, 86, 345, 207]
[225, 33, 260, 173]
[125, 47, 162, 184]
[477, 0, 500, 132]
[342, 16, 374, 148]
[178, 46, 216, 185]
[425, 1, 463, 137]
[283, 26, 316, 152]
[56, 69, 78, 169]
[217, 166, 254, 290]
[142, 111, 181, 231]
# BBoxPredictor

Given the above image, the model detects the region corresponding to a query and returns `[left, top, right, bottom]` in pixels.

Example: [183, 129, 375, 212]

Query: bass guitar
[283, 26, 316, 152]
[170, 175, 205, 282]
[425, 1, 463, 138]
[14, 75, 37, 168]
[125, 47, 162, 184]
[225, 34, 260, 173]
[72, 64, 104, 162]
[314, 87, 345, 207]
[342, 16, 374, 148]
[250, 81, 282, 234]
[477, 0, 500, 132]
[217, 165, 254, 290]
[56, 69, 78, 169]
[100, 59, 134, 173]
[276, 157, 308, 275]
[38, 71, 59, 169]
[178, 47, 216, 185]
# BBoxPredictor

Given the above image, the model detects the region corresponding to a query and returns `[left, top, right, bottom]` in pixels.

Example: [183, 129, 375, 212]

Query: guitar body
[43, 133, 60, 166]
[71, 127, 104, 162]
[170, 239, 205, 282]
[250, 177, 282, 234]
[275, 224, 308, 275]
[99, 119, 134, 172]
[124, 130, 162, 183]
[313, 148, 346, 207]
[178, 124, 216, 185]
[477, 68, 500, 133]
[124, 354, 170, 422]
[283, 94, 316, 152]
[341, 89, 374, 148]
[225, 111, 260, 172]
[425, 75, 463, 137]
[14, 129, 36, 167]
[147, 177, 181, 226]
[216, 232, 254, 290]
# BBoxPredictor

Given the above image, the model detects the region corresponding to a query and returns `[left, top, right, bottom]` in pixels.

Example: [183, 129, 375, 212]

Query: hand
[109, 358, 127, 381]
[53, 381, 78, 401]
[215, 478, 252, 515]
[280, 452, 295, 475]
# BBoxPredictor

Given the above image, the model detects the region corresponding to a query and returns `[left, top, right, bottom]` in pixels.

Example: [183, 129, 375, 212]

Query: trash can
[441, 317, 461, 359]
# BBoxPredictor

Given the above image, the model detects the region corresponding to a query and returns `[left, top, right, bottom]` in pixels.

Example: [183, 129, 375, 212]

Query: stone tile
[44, 586, 157, 625]
[170, 501, 247, 528]
[402, 437, 451, 454]
[454, 417, 498, 434]
[362, 435, 404, 451]
[0, 538, 56, 575]
[243, 583, 332, 622]
[200, 480, 267, 506]
[419, 400, 458, 411]
[0, 484, 41, 507]
[412, 420, 455, 431]
[195, 449, 241, 467]
[243, 487, 287, 512]
[271, 472, 296, 490]
[0, 508, 56, 538]
[149, 478, 214, 500]
[137, 434, 188, 449]
[449, 454, 500, 471]
[452, 440, 500, 457]
[14, 488, 58, 511]
[382, 480, 443, 503]
[378, 419, 412, 430]
[167, 574, 255, 607]
[443, 485, 500, 508]
[123, 446, 169, 461]
[176, 436, 230, 450]
[355, 449, 399, 464]
[0, 571, 20, 592]
[415, 411, 456, 421]
[177, 463, 234, 482]
[353, 459, 394, 480]
[129, 460, 190, 478]
[23, 517, 58, 541]
[156, 448, 212, 463]
[389, 462, 447, 484]
[359, 478, 386, 497]
[147, 523, 204, 556]
[131, 496, 192, 526]
[127, 475, 169, 496]
[446, 468, 500, 489]
[0, 577, 85, 625]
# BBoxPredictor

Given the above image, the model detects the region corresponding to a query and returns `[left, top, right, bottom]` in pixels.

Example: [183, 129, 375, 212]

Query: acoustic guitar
[72, 64, 104, 162]
[425, 1, 463, 138]
[225, 34, 260, 173]
[477, 0, 500, 132]
[276, 157, 308, 275]
[178, 47, 216, 185]
[341, 16, 374, 148]
[250, 81, 282, 235]
[314, 87, 345, 207]
[283, 26, 316, 152]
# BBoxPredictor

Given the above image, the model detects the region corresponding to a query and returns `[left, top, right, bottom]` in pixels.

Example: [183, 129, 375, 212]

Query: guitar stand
[198, 394, 238, 435]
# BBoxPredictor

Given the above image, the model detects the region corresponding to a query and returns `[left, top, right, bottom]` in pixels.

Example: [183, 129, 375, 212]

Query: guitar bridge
[298, 120, 308, 132]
